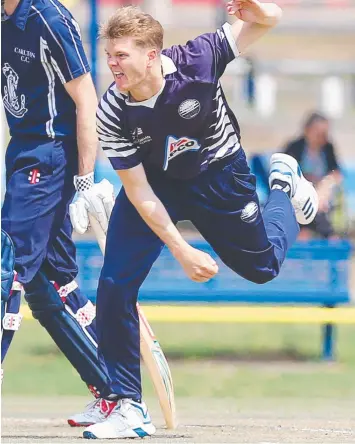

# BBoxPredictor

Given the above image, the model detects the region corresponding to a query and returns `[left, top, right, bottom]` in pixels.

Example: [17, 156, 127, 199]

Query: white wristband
[74, 172, 94, 192]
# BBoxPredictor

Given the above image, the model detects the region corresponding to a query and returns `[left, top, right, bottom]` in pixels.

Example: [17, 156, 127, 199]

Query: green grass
[2, 320, 355, 399]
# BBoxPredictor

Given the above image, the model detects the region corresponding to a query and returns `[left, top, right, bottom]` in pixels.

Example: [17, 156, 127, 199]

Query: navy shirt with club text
[1, 0, 90, 139]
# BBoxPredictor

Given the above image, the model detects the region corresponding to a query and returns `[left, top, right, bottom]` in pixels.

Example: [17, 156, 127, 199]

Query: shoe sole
[68, 419, 94, 427]
[83, 424, 156, 439]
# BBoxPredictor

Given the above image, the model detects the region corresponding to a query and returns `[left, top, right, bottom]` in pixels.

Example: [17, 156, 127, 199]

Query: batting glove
[69, 172, 114, 235]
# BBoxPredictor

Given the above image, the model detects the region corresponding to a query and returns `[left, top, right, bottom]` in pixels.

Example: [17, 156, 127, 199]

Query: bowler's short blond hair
[100, 6, 164, 51]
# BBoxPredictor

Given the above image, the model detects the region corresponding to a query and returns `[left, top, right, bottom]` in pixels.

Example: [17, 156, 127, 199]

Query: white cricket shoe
[83, 399, 156, 439]
[269, 153, 318, 225]
[68, 398, 117, 427]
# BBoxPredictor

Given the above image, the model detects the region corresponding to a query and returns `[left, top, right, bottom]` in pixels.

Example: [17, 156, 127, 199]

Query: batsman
[1, 0, 121, 425]
[70, 1, 319, 440]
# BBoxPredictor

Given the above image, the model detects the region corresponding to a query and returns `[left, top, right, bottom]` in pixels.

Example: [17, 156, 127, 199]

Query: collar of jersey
[124, 55, 177, 108]
[9, 0, 33, 30]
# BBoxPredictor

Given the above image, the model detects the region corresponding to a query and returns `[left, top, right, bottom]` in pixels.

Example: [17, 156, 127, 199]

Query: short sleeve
[166, 23, 239, 82]
[97, 89, 142, 171]
[45, 13, 90, 84]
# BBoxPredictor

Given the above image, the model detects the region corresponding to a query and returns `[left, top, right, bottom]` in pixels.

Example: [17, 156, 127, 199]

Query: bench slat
[140, 305, 355, 324]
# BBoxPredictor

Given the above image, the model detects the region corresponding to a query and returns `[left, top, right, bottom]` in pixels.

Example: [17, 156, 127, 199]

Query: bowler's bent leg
[188, 152, 299, 284]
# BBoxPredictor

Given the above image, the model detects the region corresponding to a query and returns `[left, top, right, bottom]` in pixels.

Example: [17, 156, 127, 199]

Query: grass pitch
[2, 320, 355, 399]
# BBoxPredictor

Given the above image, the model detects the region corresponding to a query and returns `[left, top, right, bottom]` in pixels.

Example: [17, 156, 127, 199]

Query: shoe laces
[84, 398, 116, 415]
[110, 399, 137, 421]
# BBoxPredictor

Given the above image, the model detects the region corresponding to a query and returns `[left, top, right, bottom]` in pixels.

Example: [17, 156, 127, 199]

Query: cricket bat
[88, 215, 177, 429]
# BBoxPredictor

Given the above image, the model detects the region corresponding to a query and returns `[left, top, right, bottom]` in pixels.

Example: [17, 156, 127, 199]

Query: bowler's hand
[174, 244, 219, 283]
[227, 0, 282, 26]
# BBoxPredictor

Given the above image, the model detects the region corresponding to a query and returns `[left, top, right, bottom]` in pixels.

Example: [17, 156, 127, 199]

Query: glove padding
[69, 178, 114, 235]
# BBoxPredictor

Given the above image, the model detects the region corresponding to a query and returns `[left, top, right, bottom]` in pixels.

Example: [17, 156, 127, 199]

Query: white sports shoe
[83, 399, 156, 439]
[68, 398, 117, 427]
[269, 153, 318, 225]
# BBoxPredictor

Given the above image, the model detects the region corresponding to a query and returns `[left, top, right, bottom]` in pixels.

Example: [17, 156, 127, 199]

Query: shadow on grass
[165, 348, 319, 362]
[30, 345, 62, 357]
[31, 344, 317, 362]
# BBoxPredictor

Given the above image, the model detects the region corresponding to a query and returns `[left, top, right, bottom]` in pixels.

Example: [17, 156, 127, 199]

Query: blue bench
[75, 239, 352, 360]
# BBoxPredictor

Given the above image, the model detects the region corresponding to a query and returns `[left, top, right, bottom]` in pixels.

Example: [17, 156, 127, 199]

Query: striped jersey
[97, 23, 242, 180]
[1, 0, 90, 138]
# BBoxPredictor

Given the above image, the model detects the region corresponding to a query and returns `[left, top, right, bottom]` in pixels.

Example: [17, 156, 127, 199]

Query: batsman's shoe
[68, 398, 117, 427]
[269, 153, 318, 225]
[83, 399, 156, 439]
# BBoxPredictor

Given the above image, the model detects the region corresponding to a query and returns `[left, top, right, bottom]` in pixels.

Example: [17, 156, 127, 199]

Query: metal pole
[89, 0, 98, 88]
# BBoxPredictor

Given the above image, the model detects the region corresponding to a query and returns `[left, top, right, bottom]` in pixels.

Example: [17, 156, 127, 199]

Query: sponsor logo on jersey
[241, 201, 259, 223]
[163, 135, 200, 170]
[178, 99, 201, 119]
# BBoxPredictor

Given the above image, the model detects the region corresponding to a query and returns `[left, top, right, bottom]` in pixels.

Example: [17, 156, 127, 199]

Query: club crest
[2, 63, 28, 118]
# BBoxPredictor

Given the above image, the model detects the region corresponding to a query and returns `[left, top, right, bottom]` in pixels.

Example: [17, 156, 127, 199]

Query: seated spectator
[284, 112, 344, 240]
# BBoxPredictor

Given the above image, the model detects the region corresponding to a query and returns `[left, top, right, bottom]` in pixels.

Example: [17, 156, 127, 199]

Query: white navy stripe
[97, 119, 118, 137]
[205, 115, 232, 141]
[31, 5, 73, 80]
[214, 84, 222, 101]
[213, 136, 240, 160]
[100, 137, 133, 149]
[222, 22, 240, 58]
[97, 113, 120, 136]
[216, 28, 225, 42]
[97, 106, 121, 131]
[214, 106, 229, 133]
[99, 134, 131, 145]
[204, 126, 238, 153]
[211, 146, 240, 164]
[99, 99, 121, 127]
[214, 94, 224, 119]
[204, 93, 237, 153]
[97, 93, 137, 160]
[102, 148, 137, 158]
[40, 37, 56, 138]
[48, 0, 87, 73]
[50, 56, 66, 84]
[203, 81, 240, 164]
[106, 90, 122, 111]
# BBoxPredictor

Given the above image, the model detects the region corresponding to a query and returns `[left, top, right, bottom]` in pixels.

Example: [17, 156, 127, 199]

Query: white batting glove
[69, 172, 114, 235]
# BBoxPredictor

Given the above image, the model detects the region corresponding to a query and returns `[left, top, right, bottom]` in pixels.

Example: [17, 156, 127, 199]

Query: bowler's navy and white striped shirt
[97, 23, 242, 180]
[1, 0, 90, 138]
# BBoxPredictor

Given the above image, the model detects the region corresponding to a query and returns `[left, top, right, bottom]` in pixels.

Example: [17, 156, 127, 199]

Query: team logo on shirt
[178, 99, 201, 119]
[163, 136, 200, 171]
[241, 201, 259, 224]
[2, 63, 28, 118]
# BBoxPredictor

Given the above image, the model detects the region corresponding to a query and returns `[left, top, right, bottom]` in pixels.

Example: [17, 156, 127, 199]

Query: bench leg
[322, 323, 335, 361]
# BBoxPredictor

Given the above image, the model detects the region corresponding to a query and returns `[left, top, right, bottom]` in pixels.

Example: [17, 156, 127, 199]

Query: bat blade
[138, 304, 177, 429]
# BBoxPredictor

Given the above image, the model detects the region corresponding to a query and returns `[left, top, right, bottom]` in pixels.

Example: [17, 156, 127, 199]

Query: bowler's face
[105, 37, 151, 93]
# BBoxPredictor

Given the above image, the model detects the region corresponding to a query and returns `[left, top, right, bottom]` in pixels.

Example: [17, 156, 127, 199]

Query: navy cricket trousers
[96, 149, 300, 399]
[2, 136, 78, 285]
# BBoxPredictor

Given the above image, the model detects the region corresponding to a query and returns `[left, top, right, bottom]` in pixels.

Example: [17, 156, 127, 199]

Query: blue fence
[76, 239, 352, 306]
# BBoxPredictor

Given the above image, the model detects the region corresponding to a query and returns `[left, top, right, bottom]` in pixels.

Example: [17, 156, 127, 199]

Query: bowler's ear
[147, 49, 158, 68]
